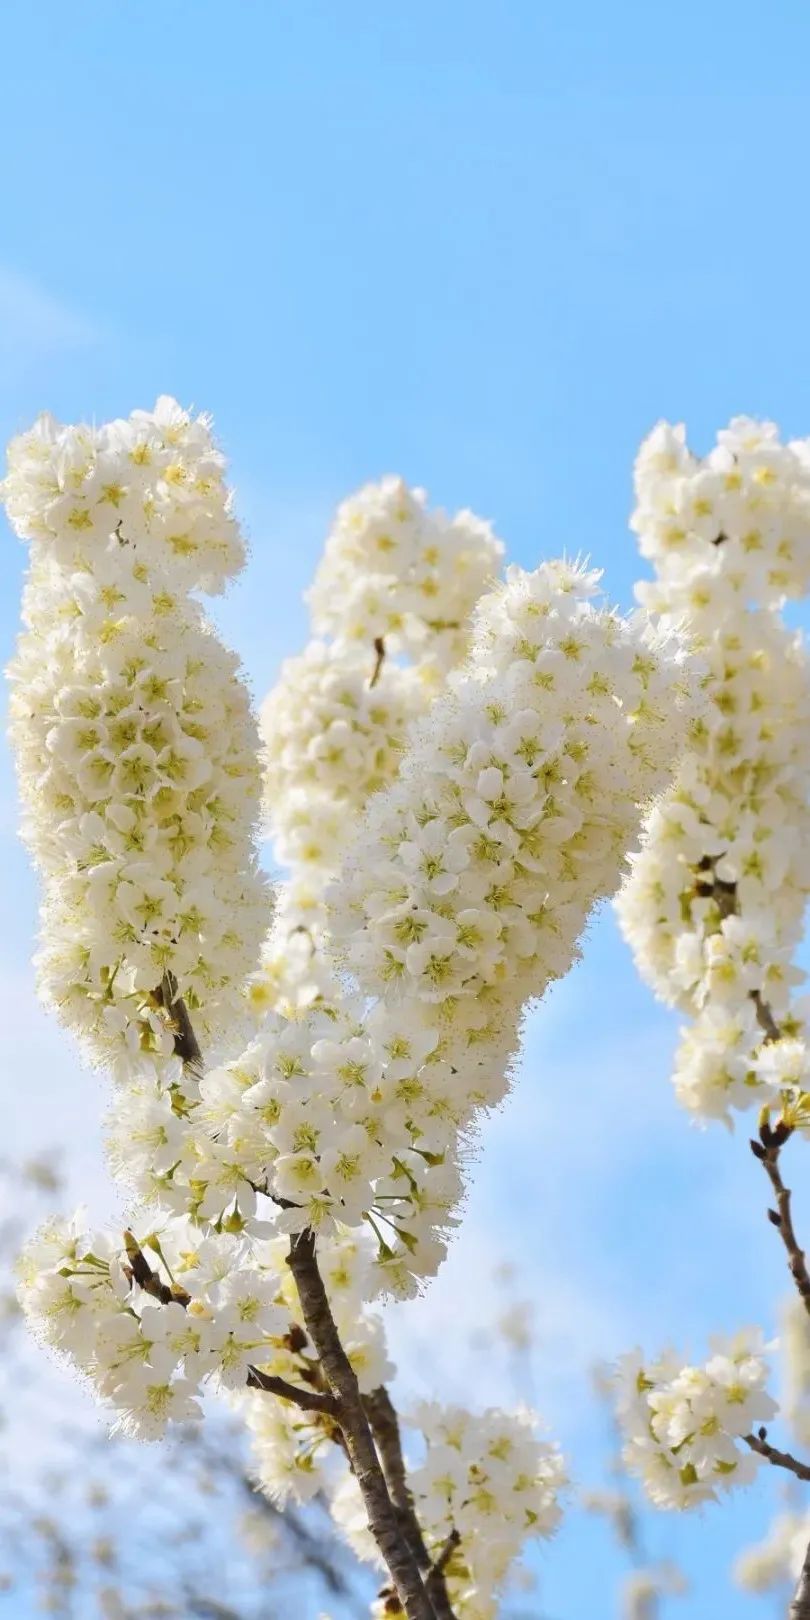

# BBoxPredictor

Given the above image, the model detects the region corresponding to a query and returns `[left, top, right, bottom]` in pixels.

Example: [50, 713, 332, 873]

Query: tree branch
[791, 1537, 810, 1619]
[424, 1531, 461, 1615]
[745, 1428, 810, 1483]
[123, 1232, 335, 1424]
[157, 971, 203, 1070]
[246, 1365, 339, 1418]
[286, 1229, 443, 1620]
[750, 1121, 810, 1320]
[365, 1388, 458, 1620]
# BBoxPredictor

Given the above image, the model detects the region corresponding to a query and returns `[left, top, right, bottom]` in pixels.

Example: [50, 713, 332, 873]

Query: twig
[246, 1365, 338, 1418]
[369, 636, 386, 688]
[158, 971, 203, 1070]
[123, 1232, 334, 1424]
[750, 1121, 810, 1320]
[287, 1229, 443, 1620]
[745, 1428, 810, 1483]
[425, 1530, 461, 1614]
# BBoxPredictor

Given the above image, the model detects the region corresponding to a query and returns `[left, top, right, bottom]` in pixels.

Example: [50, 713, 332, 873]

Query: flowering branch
[286, 1228, 443, 1620]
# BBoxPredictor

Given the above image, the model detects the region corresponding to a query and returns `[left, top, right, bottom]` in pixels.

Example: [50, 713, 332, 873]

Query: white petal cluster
[307, 476, 504, 669]
[2, 395, 244, 592]
[4, 406, 268, 1072]
[135, 562, 694, 1294]
[261, 641, 423, 879]
[615, 1332, 776, 1510]
[631, 416, 810, 606]
[331, 1402, 566, 1620]
[331, 562, 693, 1137]
[16, 1211, 288, 1439]
[617, 417, 810, 1124]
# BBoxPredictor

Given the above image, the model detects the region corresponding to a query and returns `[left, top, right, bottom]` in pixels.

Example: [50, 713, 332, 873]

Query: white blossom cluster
[331, 1402, 566, 1620]
[257, 477, 504, 1019]
[615, 1332, 776, 1510]
[3, 404, 268, 1072]
[3, 395, 245, 592]
[307, 475, 504, 669]
[261, 640, 423, 883]
[330, 561, 694, 1172]
[616, 417, 810, 1123]
[16, 1210, 288, 1440]
[119, 561, 696, 1296]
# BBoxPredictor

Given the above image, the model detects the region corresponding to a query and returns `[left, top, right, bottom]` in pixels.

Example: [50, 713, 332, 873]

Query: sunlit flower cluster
[616, 417, 810, 1123]
[261, 641, 423, 879]
[615, 1332, 776, 1510]
[4, 404, 268, 1072]
[124, 561, 695, 1296]
[333, 561, 695, 1091]
[17, 1211, 287, 1439]
[307, 475, 504, 669]
[331, 1401, 566, 1620]
[2, 395, 244, 592]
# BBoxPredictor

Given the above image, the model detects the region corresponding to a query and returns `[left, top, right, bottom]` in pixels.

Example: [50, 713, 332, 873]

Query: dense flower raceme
[3, 404, 269, 1072]
[616, 418, 810, 1124]
[260, 641, 425, 885]
[257, 478, 505, 1021]
[306, 475, 504, 669]
[615, 1332, 776, 1510]
[2, 395, 245, 593]
[7, 552, 268, 1071]
[330, 1403, 566, 1620]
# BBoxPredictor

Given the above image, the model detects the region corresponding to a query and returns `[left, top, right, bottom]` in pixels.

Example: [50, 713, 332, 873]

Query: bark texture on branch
[365, 1387, 458, 1620]
[287, 1229, 442, 1620]
[751, 1122, 810, 1320]
[791, 1539, 810, 1620]
[744, 1430, 810, 1483]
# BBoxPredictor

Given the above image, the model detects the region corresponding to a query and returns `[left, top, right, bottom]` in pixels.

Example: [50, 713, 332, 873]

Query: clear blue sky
[2, 4, 810, 1615]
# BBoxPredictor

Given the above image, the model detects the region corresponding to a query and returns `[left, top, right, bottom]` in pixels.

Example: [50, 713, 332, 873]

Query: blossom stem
[286, 1228, 444, 1620]
[245, 1365, 338, 1417]
[364, 1388, 458, 1620]
[744, 1428, 810, 1483]
[750, 1122, 810, 1320]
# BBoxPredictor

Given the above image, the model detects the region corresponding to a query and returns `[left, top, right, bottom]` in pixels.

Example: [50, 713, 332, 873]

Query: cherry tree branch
[745, 1428, 810, 1483]
[750, 1121, 810, 1320]
[286, 1228, 444, 1620]
[123, 1231, 337, 1422]
[791, 1539, 810, 1620]
[365, 1387, 458, 1620]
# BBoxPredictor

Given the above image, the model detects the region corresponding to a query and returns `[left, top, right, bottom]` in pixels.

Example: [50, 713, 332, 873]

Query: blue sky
[2, 3, 810, 1614]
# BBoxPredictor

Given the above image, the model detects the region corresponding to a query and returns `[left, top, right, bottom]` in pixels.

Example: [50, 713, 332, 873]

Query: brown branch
[369, 636, 386, 689]
[750, 1121, 810, 1320]
[123, 1232, 334, 1424]
[157, 971, 203, 1070]
[286, 1229, 442, 1620]
[791, 1537, 810, 1619]
[365, 1389, 459, 1620]
[246, 1366, 339, 1418]
[424, 1531, 460, 1614]
[745, 1428, 810, 1483]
